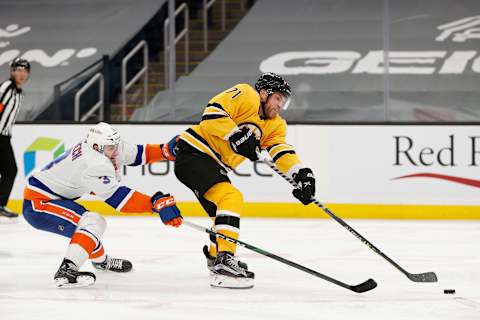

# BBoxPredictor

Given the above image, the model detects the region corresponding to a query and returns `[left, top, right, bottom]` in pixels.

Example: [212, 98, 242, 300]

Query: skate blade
[0, 216, 19, 224]
[210, 273, 254, 289]
[92, 267, 133, 273]
[207, 268, 215, 276]
[55, 275, 95, 288]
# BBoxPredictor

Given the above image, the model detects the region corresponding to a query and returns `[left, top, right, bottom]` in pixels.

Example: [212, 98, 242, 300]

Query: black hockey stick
[257, 152, 437, 283]
[183, 220, 377, 293]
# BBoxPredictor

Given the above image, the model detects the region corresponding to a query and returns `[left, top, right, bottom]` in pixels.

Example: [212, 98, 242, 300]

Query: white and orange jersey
[24, 140, 167, 213]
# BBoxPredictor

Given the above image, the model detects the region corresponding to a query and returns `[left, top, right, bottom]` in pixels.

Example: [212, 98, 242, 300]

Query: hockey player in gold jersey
[174, 73, 315, 288]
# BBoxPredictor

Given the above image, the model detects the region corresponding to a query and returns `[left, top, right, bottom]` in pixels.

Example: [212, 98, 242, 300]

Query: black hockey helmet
[11, 58, 31, 72]
[254, 72, 291, 97]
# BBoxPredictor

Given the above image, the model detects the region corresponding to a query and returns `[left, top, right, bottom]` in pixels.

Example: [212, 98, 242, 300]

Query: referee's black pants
[0, 135, 17, 207]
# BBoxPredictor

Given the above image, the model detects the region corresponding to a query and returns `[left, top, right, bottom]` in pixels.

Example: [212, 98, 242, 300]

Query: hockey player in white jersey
[22, 122, 182, 288]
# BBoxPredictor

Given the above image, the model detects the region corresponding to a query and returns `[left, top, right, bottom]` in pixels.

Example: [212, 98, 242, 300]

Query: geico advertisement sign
[0, 24, 97, 67]
[260, 51, 480, 75]
[260, 16, 480, 75]
[10, 124, 299, 202]
[326, 126, 480, 205]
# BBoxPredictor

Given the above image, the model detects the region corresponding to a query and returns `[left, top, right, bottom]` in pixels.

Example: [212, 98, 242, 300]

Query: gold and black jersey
[180, 83, 302, 175]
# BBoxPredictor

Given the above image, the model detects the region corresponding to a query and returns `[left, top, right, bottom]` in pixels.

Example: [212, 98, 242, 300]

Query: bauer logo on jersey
[238, 123, 262, 140]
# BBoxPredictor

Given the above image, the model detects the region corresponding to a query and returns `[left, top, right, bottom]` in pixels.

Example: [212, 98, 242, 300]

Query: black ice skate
[0, 206, 18, 223]
[54, 258, 96, 288]
[210, 251, 254, 289]
[92, 255, 133, 273]
[202, 245, 248, 273]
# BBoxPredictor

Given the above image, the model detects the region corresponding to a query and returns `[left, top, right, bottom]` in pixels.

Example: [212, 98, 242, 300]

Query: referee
[0, 58, 30, 221]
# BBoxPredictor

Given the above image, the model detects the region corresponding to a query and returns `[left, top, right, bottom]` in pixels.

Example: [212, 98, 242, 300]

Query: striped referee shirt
[0, 79, 24, 136]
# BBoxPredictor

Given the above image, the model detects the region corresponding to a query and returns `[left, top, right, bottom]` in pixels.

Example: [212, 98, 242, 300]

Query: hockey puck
[444, 289, 456, 294]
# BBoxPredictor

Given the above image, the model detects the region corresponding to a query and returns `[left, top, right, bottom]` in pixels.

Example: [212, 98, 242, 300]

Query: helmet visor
[282, 96, 292, 111]
[274, 92, 291, 111]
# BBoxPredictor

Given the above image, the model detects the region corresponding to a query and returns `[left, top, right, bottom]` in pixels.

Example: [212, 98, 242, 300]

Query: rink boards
[7, 124, 480, 219]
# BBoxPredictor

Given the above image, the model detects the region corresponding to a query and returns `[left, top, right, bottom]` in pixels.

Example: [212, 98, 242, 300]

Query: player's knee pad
[205, 182, 243, 214]
[77, 211, 106, 239]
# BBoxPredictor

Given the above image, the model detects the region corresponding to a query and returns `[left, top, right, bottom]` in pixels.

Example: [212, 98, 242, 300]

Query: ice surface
[0, 217, 478, 320]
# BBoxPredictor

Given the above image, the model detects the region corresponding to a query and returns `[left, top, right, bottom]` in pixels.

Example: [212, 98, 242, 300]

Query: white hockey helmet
[86, 122, 120, 154]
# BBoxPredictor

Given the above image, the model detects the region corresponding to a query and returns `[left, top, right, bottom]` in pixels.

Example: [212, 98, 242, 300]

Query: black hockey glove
[229, 127, 259, 161]
[292, 168, 315, 205]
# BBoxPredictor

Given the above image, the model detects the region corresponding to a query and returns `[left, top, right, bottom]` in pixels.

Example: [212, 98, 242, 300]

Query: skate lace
[62, 269, 77, 277]
[224, 255, 243, 272]
[58, 262, 79, 278]
[106, 258, 123, 270]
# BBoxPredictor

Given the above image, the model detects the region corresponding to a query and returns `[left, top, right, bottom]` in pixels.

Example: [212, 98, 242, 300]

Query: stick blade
[407, 272, 438, 282]
[349, 278, 377, 293]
